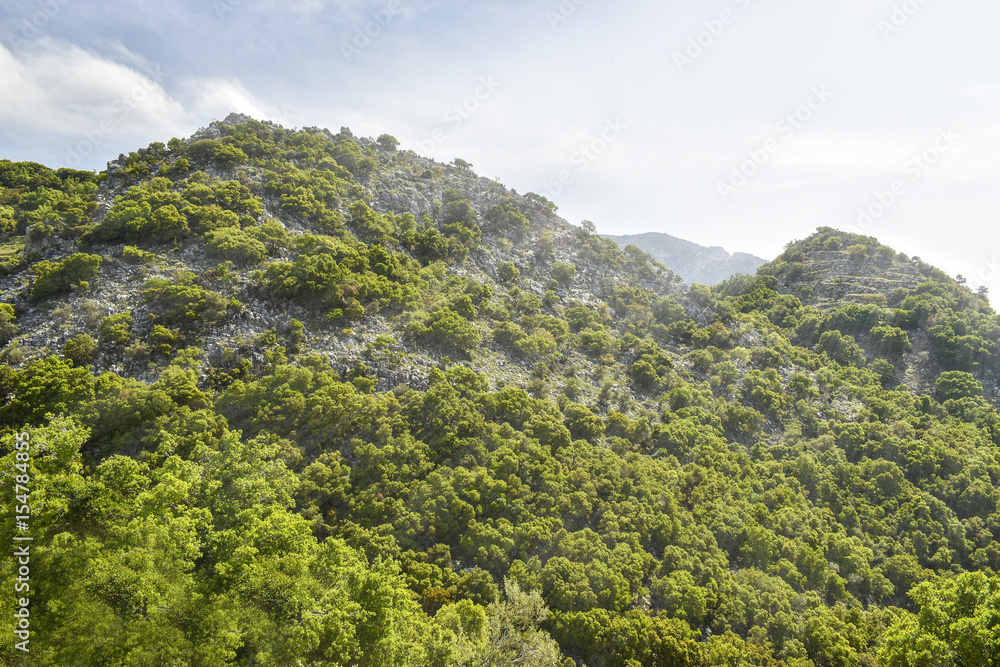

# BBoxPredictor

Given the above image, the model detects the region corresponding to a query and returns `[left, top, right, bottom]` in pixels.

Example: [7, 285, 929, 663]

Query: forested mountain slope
[0, 114, 998, 666]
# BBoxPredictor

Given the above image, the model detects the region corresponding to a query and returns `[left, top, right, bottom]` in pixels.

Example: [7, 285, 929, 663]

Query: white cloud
[255, 0, 326, 13]
[0, 38, 287, 167]
[179, 77, 298, 128]
[0, 40, 184, 132]
[0, 39, 187, 165]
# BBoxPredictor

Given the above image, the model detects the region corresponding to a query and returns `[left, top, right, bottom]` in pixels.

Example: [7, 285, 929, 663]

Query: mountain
[0, 114, 998, 666]
[602, 231, 766, 285]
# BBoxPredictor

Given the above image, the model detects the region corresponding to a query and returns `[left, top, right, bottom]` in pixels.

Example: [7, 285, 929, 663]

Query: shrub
[934, 371, 983, 403]
[493, 321, 557, 359]
[187, 139, 229, 165]
[214, 144, 248, 168]
[123, 246, 157, 265]
[551, 262, 577, 286]
[846, 244, 868, 260]
[0, 303, 18, 345]
[408, 307, 480, 354]
[30, 253, 101, 301]
[442, 200, 480, 244]
[99, 313, 134, 346]
[484, 204, 530, 240]
[562, 402, 605, 442]
[63, 333, 97, 366]
[246, 220, 290, 251]
[871, 325, 911, 357]
[150, 325, 182, 355]
[349, 201, 395, 246]
[99, 199, 189, 243]
[142, 273, 229, 327]
[576, 325, 619, 356]
[266, 239, 419, 317]
[205, 227, 268, 264]
[0, 205, 16, 234]
[146, 205, 189, 241]
[331, 139, 376, 178]
[185, 205, 240, 233]
[498, 261, 520, 283]
[815, 330, 866, 366]
[408, 223, 469, 263]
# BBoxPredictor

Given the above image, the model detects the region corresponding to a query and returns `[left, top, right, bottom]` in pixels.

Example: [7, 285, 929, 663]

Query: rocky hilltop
[759, 227, 937, 309]
[744, 226, 999, 401]
[602, 231, 766, 285]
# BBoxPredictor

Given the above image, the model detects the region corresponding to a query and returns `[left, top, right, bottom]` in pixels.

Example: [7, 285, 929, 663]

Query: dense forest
[0, 115, 998, 666]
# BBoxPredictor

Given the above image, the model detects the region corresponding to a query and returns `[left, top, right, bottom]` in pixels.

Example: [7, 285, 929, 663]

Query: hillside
[747, 226, 1000, 403]
[759, 229, 932, 309]
[0, 115, 998, 666]
[602, 231, 766, 286]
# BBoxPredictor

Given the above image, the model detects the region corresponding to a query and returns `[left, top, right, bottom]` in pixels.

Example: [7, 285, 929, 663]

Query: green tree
[934, 370, 983, 403]
[872, 325, 912, 357]
[878, 572, 1000, 667]
[470, 580, 563, 666]
[376, 134, 400, 150]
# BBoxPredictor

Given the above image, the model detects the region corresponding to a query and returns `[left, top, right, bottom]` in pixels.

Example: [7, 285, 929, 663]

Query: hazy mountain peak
[601, 231, 766, 285]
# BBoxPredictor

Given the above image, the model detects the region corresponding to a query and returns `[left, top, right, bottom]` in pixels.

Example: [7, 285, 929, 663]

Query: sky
[1, 0, 999, 295]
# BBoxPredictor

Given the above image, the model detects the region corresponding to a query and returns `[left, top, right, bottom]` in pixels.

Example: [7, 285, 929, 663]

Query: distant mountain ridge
[601, 231, 766, 285]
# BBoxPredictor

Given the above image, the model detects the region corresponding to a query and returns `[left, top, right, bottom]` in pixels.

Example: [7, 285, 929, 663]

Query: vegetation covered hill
[754, 227, 1000, 403]
[0, 115, 998, 666]
[760, 229, 936, 310]
[602, 231, 766, 287]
